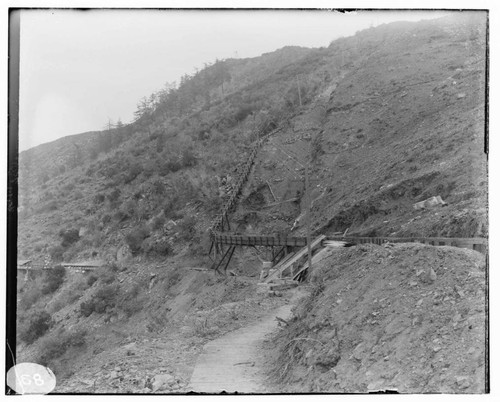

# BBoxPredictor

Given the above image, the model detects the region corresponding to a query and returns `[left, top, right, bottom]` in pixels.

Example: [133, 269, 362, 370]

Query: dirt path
[188, 288, 306, 394]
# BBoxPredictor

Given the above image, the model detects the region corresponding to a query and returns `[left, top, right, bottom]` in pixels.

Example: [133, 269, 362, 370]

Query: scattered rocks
[429, 268, 437, 282]
[419, 267, 437, 284]
[352, 342, 365, 361]
[455, 376, 470, 389]
[109, 371, 120, 379]
[454, 285, 465, 298]
[117, 244, 133, 262]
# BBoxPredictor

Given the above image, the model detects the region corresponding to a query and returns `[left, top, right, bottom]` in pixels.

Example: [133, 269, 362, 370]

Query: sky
[18, 9, 451, 151]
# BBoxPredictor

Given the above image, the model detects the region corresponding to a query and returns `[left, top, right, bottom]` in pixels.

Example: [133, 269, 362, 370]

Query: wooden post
[305, 166, 313, 282]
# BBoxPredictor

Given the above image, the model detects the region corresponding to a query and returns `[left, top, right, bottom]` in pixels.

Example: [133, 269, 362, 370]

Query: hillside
[14, 12, 487, 394]
[266, 243, 486, 393]
[18, 13, 486, 266]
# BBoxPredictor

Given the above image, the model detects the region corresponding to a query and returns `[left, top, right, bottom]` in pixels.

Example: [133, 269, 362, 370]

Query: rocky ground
[266, 242, 487, 393]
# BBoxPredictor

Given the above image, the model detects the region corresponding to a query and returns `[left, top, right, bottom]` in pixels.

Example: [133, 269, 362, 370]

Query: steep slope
[233, 12, 487, 243]
[266, 243, 486, 393]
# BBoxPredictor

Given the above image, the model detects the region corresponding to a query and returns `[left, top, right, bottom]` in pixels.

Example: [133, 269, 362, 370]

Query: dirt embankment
[266, 243, 486, 393]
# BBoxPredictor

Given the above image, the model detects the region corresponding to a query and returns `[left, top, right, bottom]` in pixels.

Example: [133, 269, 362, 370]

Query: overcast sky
[18, 9, 449, 151]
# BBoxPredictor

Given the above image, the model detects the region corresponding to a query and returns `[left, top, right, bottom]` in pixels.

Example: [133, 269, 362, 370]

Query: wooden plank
[266, 181, 277, 202]
[264, 235, 326, 283]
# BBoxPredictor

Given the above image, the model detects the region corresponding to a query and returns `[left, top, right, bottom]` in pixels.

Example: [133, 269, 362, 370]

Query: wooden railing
[212, 232, 307, 247]
[209, 127, 282, 235]
[328, 236, 488, 254]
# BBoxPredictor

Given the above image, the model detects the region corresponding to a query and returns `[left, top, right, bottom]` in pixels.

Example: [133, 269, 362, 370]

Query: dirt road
[188, 288, 306, 394]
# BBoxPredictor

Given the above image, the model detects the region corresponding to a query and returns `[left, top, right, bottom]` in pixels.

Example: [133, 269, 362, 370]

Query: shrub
[38, 328, 87, 366]
[20, 311, 53, 345]
[163, 194, 180, 218]
[86, 274, 98, 286]
[42, 265, 66, 295]
[19, 287, 43, 310]
[125, 225, 150, 254]
[59, 228, 80, 248]
[143, 238, 173, 258]
[80, 283, 118, 317]
[94, 193, 105, 204]
[48, 246, 64, 261]
[165, 158, 182, 173]
[151, 179, 166, 196]
[181, 148, 197, 168]
[124, 162, 142, 184]
[80, 301, 94, 317]
[118, 284, 144, 318]
[37, 200, 58, 213]
[113, 210, 130, 223]
[97, 268, 116, 285]
[121, 199, 138, 220]
[152, 215, 166, 231]
[311, 131, 324, 162]
[177, 215, 197, 241]
[107, 188, 121, 203]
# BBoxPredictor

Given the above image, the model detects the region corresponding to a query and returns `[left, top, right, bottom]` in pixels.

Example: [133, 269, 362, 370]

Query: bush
[113, 210, 130, 223]
[163, 194, 180, 219]
[80, 284, 119, 317]
[42, 265, 66, 295]
[118, 284, 145, 318]
[165, 159, 182, 173]
[143, 238, 173, 258]
[94, 193, 105, 204]
[19, 287, 43, 310]
[152, 215, 166, 231]
[48, 245, 64, 261]
[107, 188, 121, 203]
[20, 311, 53, 345]
[311, 131, 324, 162]
[38, 328, 87, 366]
[86, 274, 98, 287]
[177, 215, 197, 241]
[151, 179, 166, 196]
[125, 225, 151, 254]
[181, 148, 197, 168]
[80, 301, 94, 317]
[121, 199, 138, 220]
[97, 268, 116, 285]
[37, 200, 58, 213]
[59, 228, 80, 248]
[124, 162, 142, 184]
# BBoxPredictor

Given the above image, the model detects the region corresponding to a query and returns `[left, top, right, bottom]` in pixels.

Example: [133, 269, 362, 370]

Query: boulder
[152, 374, 175, 392]
[413, 195, 447, 210]
[117, 244, 133, 262]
